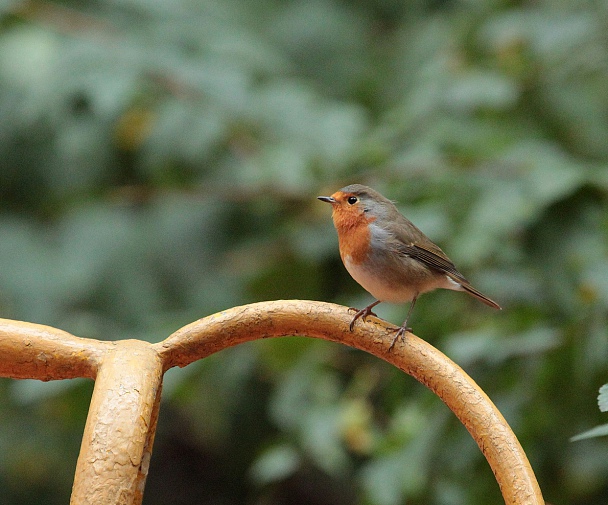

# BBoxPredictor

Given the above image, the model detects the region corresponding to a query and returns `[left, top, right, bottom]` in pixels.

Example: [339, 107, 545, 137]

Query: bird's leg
[388, 294, 418, 352]
[349, 300, 381, 331]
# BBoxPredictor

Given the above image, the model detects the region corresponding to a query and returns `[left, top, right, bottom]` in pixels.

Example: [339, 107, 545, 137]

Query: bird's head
[318, 184, 394, 231]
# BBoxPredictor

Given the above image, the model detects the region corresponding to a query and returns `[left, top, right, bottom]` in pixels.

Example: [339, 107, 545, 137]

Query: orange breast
[332, 209, 373, 266]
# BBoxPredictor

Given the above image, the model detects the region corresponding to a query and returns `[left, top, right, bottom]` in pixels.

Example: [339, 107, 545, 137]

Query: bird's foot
[348, 305, 379, 331]
[387, 325, 412, 352]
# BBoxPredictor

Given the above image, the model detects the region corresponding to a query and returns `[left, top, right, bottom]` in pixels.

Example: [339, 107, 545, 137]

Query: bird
[318, 184, 501, 351]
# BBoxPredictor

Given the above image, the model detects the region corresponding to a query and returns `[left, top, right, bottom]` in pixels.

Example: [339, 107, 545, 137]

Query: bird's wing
[397, 242, 469, 284]
[388, 218, 501, 309]
[386, 214, 470, 283]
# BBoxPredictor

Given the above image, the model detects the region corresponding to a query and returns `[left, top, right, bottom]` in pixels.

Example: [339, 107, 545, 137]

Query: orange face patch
[329, 191, 366, 229]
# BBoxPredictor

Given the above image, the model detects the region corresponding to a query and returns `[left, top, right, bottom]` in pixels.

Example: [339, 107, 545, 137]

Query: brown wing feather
[387, 213, 468, 280]
[400, 242, 469, 282]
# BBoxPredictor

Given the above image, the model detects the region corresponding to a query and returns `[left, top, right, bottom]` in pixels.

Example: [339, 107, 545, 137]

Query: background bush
[0, 0, 607, 504]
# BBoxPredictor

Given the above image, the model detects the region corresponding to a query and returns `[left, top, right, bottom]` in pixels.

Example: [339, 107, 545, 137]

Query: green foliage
[1, 0, 608, 504]
[572, 384, 608, 442]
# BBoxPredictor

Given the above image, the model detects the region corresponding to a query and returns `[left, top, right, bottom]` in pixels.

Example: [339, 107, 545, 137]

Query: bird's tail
[461, 282, 502, 310]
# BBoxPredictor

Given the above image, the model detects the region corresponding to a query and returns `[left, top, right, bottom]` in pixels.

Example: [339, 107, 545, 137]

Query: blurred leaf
[0, 28, 58, 90]
[443, 70, 519, 113]
[445, 326, 561, 366]
[249, 444, 301, 485]
[301, 403, 350, 475]
[10, 379, 88, 406]
[571, 424, 608, 442]
[598, 384, 608, 413]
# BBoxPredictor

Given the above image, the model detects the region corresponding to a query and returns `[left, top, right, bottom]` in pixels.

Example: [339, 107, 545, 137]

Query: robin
[318, 184, 501, 351]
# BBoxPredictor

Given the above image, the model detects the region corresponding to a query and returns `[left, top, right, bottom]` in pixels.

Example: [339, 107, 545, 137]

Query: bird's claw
[387, 325, 412, 352]
[348, 306, 378, 331]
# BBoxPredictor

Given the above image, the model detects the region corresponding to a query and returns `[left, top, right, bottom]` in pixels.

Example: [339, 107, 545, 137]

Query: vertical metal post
[70, 340, 163, 505]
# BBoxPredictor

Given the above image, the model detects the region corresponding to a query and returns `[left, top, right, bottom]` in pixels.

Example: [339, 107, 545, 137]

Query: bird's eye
[347, 196, 358, 205]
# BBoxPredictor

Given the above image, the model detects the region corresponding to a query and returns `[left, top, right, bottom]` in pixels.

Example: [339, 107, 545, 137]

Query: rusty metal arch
[0, 300, 544, 504]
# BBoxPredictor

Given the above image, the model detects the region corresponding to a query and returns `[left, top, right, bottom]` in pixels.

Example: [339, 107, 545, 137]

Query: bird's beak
[317, 196, 336, 204]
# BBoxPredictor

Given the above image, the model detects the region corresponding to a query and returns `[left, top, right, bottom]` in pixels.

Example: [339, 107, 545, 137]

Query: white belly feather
[344, 255, 417, 302]
[343, 255, 463, 303]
